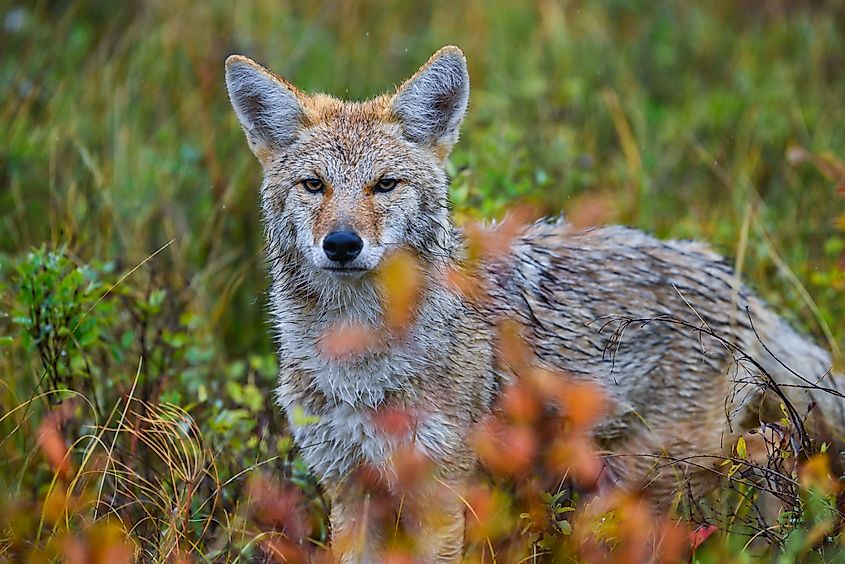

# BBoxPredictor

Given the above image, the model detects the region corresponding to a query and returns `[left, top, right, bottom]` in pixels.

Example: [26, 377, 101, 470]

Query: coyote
[225, 46, 844, 561]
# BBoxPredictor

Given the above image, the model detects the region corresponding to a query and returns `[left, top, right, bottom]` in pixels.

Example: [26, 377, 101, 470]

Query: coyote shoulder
[225, 46, 844, 561]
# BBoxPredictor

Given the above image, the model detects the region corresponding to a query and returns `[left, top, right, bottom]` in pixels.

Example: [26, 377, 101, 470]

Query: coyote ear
[390, 46, 469, 157]
[225, 55, 306, 158]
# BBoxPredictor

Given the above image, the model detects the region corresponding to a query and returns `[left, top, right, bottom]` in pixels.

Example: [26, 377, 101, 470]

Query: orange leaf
[37, 404, 75, 480]
[558, 381, 607, 430]
[390, 444, 433, 493]
[523, 368, 570, 404]
[262, 537, 309, 564]
[499, 382, 540, 425]
[473, 418, 537, 476]
[657, 519, 689, 563]
[464, 486, 513, 543]
[546, 435, 602, 488]
[464, 206, 535, 265]
[568, 192, 617, 230]
[800, 454, 840, 495]
[43, 488, 75, 524]
[371, 406, 417, 438]
[377, 250, 423, 332]
[318, 323, 377, 359]
[445, 266, 487, 302]
[245, 474, 309, 539]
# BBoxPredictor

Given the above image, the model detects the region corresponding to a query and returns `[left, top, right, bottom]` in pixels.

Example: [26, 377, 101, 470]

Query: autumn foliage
[12, 203, 845, 563]
[4, 3, 845, 560]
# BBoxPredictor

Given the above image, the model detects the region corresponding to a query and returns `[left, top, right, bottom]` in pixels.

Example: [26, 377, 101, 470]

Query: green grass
[2, 0, 845, 561]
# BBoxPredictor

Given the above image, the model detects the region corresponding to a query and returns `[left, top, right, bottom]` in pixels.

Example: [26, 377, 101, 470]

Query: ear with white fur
[390, 46, 469, 156]
[225, 55, 306, 159]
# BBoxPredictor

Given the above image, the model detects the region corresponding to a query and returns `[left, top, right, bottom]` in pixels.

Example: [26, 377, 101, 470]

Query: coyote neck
[269, 247, 469, 407]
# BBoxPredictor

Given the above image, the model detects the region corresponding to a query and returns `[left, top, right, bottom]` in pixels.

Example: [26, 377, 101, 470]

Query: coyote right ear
[225, 55, 307, 159]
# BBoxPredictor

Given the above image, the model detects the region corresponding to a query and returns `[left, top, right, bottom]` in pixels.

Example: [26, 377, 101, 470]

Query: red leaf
[473, 418, 537, 476]
[688, 524, 718, 551]
[371, 406, 417, 438]
[317, 323, 377, 360]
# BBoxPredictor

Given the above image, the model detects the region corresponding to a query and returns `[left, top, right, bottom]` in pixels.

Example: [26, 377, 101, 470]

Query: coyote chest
[273, 307, 464, 484]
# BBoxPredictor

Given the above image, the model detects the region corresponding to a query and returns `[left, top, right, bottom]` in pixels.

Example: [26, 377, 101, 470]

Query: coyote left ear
[390, 46, 469, 157]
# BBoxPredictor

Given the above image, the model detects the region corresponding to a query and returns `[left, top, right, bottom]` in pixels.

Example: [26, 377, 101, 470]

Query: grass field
[2, 0, 845, 561]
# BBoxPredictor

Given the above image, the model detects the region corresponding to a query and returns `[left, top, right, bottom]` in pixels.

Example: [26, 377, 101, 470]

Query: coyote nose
[323, 231, 363, 263]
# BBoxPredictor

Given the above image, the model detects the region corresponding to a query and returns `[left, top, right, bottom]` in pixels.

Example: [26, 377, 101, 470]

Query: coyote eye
[374, 178, 398, 193]
[301, 178, 325, 194]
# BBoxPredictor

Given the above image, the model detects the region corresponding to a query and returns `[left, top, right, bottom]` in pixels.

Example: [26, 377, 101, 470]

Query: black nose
[323, 231, 363, 263]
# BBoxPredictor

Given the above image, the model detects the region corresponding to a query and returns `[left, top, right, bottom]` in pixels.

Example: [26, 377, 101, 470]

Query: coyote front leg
[328, 480, 381, 564]
[417, 492, 466, 563]
[328, 476, 466, 562]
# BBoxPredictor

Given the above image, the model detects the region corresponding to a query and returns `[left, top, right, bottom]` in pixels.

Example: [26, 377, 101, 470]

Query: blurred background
[3, 0, 845, 355]
[2, 0, 845, 560]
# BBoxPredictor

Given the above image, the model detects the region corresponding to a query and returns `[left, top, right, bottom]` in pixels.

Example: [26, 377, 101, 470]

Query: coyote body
[226, 46, 844, 562]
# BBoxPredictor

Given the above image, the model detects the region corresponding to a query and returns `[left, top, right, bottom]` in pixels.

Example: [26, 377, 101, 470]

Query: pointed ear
[390, 46, 469, 157]
[225, 55, 307, 158]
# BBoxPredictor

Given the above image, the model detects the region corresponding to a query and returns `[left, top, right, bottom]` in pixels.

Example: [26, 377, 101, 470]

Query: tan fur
[225, 46, 845, 562]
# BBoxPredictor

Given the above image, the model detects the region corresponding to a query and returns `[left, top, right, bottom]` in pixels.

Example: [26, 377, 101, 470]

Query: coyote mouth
[321, 266, 369, 275]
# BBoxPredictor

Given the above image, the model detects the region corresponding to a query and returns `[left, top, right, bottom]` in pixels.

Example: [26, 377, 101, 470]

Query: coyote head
[225, 47, 469, 286]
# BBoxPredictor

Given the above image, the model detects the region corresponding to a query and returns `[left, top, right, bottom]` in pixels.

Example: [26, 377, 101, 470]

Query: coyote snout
[322, 230, 363, 264]
[298, 173, 397, 275]
[312, 232, 381, 276]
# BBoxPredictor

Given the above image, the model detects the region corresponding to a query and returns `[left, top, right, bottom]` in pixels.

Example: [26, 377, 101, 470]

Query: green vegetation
[1, 0, 844, 561]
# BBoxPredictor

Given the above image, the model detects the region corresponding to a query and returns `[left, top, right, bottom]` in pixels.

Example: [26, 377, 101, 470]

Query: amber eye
[374, 177, 398, 193]
[301, 178, 325, 194]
